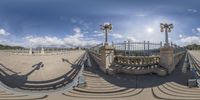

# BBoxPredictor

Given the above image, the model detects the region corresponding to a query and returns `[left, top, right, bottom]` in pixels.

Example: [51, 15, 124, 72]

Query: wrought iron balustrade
[112, 41, 162, 56]
[114, 55, 160, 67]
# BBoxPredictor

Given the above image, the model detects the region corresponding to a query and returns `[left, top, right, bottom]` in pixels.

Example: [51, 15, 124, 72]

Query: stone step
[159, 84, 200, 97]
[81, 85, 125, 91]
[64, 88, 143, 98]
[0, 92, 14, 95]
[84, 79, 113, 84]
[167, 82, 200, 92]
[74, 86, 127, 93]
[152, 87, 200, 100]
[0, 94, 47, 100]
[85, 78, 111, 82]
[163, 83, 200, 95]
[85, 82, 117, 87]
[83, 84, 118, 89]
[85, 79, 112, 83]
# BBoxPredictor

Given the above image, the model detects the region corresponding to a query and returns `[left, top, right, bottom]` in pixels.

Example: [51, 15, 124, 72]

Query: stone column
[41, 47, 45, 55]
[159, 46, 174, 74]
[99, 44, 114, 74]
[29, 47, 32, 55]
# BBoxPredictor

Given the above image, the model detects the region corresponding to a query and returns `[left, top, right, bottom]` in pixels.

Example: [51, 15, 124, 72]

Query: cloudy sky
[0, 0, 200, 47]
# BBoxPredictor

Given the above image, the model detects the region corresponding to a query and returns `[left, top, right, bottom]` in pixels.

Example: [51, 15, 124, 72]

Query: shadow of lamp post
[0, 62, 44, 88]
[100, 22, 112, 45]
[160, 23, 174, 47]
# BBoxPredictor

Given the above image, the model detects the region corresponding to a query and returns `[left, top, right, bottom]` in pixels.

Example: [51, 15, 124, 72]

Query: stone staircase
[0, 88, 47, 100]
[63, 70, 143, 99]
[152, 82, 200, 100]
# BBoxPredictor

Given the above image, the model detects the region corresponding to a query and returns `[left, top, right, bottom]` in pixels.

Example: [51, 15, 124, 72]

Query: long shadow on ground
[0, 54, 85, 91]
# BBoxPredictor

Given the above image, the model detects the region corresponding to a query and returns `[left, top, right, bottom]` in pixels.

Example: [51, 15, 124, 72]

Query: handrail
[188, 52, 200, 79]
[114, 55, 160, 66]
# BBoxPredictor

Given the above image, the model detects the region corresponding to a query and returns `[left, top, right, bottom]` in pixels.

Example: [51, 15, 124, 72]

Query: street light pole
[105, 29, 108, 43]
[100, 22, 112, 45]
[160, 23, 173, 47]
[165, 27, 168, 45]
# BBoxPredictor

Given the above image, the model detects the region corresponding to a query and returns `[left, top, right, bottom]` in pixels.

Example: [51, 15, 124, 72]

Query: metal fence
[112, 41, 162, 56]
[188, 52, 200, 79]
[89, 43, 103, 54]
[171, 42, 185, 54]
[88, 41, 185, 57]
[4, 48, 70, 55]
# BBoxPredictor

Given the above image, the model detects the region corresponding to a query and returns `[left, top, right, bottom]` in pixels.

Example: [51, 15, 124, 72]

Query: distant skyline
[0, 0, 200, 47]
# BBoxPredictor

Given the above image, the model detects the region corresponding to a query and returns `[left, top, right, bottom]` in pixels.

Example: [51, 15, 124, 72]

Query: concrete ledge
[111, 65, 167, 76]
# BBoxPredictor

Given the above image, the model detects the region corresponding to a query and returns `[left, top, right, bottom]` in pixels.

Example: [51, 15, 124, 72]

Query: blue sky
[0, 0, 200, 47]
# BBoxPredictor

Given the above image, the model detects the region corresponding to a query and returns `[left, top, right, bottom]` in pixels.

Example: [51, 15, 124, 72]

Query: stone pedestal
[99, 44, 114, 74]
[29, 48, 32, 55]
[159, 47, 174, 74]
[41, 48, 45, 55]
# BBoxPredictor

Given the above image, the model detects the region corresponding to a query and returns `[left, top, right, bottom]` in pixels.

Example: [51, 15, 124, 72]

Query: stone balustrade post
[41, 47, 45, 55]
[29, 47, 32, 55]
[128, 40, 131, 56]
[160, 41, 162, 47]
[147, 41, 150, 56]
[144, 41, 145, 50]
[124, 41, 127, 56]
[99, 44, 114, 74]
[159, 46, 174, 74]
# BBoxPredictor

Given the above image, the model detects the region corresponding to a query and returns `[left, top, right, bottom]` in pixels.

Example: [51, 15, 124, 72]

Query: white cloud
[93, 31, 137, 42]
[191, 28, 200, 34]
[0, 29, 10, 36]
[179, 36, 200, 45]
[93, 33, 104, 37]
[73, 27, 81, 33]
[25, 27, 100, 47]
[187, 9, 198, 13]
[109, 33, 123, 39]
[70, 18, 90, 31]
[197, 28, 200, 33]
[109, 33, 137, 42]
[25, 36, 64, 46]
[63, 34, 99, 47]
[64, 28, 100, 47]
[93, 31, 104, 37]
[94, 30, 101, 33]
[71, 18, 77, 23]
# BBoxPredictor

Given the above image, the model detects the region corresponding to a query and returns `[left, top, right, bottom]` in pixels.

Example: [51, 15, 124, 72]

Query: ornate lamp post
[100, 22, 112, 45]
[160, 23, 173, 47]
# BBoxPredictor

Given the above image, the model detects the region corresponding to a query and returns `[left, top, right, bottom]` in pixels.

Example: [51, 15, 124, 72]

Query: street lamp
[100, 22, 112, 45]
[160, 23, 174, 47]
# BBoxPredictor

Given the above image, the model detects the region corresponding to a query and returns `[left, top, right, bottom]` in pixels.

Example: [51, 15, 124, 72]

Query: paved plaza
[0, 50, 85, 81]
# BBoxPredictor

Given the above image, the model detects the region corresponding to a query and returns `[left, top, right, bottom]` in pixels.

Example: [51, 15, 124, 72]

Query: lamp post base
[104, 42, 108, 46]
[164, 43, 170, 48]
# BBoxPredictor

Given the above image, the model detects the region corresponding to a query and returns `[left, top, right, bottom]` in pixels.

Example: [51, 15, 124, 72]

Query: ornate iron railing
[114, 55, 160, 67]
[188, 52, 200, 78]
[89, 43, 103, 55]
[112, 41, 162, 56]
